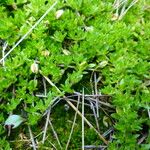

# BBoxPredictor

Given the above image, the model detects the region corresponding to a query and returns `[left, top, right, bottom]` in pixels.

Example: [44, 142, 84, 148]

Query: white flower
[55, 9, 64, 19]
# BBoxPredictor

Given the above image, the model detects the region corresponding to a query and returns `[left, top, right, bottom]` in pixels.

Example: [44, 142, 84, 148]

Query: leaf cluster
[0, 0, 150, 149]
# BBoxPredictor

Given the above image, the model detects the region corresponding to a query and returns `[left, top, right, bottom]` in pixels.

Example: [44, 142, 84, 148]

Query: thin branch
[118, 0, 139, 20]
[51, 98, 62, 108]
[48, 119, 62, 149]
[102, 127, 114, 137]
[114, 0, 127, 9]
[28, 125, 37, 150]
[148, 109, 150, 119]
[36, 92, 110, 99]
[87, 97, 114, 109]
[138, 133, 148, 145]
[65, 95, 80, 150]
[94, 72, 99, 118]
[74, 92, 113, 108]
[34, 131, 44, 139]
[47, 96, 95, 110]
[119, 0, 127, 17]
[35, 94, 47, 98]
[90, 71, 95, 95]
[90, 101, 100, 132]
[48, 140, 57, 150]
[42, 109, 51, 144]
[0, 1, 58, 63]
[147, 102, 150, 119]
[84, 145, 107, 149]
[42, 73, 61, 93]
[62, 98, 91, 107]
[42, 97, 60, 116]
[82, 88, 85, 150]
[42, 77, 47, 96]
[36, 94, 112, 111]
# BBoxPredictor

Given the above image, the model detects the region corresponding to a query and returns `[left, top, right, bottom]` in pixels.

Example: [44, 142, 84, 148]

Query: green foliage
[0, 0, 150, 149]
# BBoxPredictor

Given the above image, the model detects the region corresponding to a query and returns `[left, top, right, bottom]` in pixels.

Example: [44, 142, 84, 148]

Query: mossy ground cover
[0, 0, 150, 149]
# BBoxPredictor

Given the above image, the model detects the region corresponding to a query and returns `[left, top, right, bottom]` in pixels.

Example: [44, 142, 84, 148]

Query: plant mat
[8, 90, 115, 150]
[0, 0, 150, 149]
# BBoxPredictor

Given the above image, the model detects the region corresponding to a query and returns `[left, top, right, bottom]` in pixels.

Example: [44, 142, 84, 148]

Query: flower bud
[99, 61, 108, 68]
[111, 13, 119, 21]
[62, 49, 70, 55]
[55, 9, 64, 19]
[41, 50, 50, 56]
[85, 26, 94, 32]
[31, 62, 38, 73]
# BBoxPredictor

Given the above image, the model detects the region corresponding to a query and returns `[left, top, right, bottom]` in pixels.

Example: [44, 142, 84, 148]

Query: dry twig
[48, 119, 62, 149]
[94, 73, 100, 118]
[113, 0, 139, 20]
[82, 88, 85, 150]
[90, 101, 100, 132]
[65, 95, 80, 150]
[28, 125, 37, 150]
[42, 109, 51, 144]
